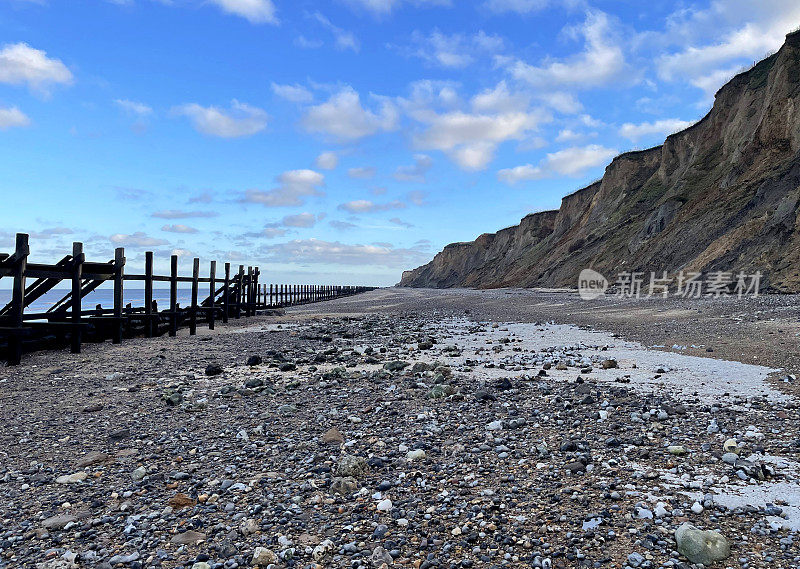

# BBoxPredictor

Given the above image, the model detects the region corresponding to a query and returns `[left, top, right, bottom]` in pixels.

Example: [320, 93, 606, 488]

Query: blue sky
[1, 0, 798, 286]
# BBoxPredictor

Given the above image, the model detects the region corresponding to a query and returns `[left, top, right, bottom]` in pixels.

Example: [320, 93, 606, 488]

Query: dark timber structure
[0, 233, 375, 365]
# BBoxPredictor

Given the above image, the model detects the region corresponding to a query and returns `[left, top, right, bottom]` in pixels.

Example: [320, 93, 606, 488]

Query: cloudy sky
[1, 0, 798, 286]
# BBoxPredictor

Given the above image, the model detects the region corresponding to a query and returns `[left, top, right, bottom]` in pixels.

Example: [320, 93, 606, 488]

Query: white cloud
[315, 151, 339, 170]
[29, 227, 73, 239]
[173, 100, 267, 138]
[555, 128, 596, 142]
[0, 106, 30, 130]
[471, 81, 529, 114]
[189, 190, 214, 204]
[0, 42, 73, 94]
[348, 167, 377, 179]
[259, 238, 426, 267]
[161, 224, 198, 233]
[243, 169, 325, 207]
[345, 0, 452, 17]
[210, 0, 278, 24]
[389, 217, 414, 228]
[295, 36, 324, 49]
[109, 231, 168, 247]
[656, 1, 800, 95]
[312, 12, 360, 52]
[689, 67, 742, 97]
[399, 80, 463, 118]
[498, 164, 543, 185]
[508, 10, 625, 88]
[114, 98, 152, 116]
[302, 87, 398, 141]
[539, 144, 617, 176]
[152, 210, 218, 219]
[394, 154, 433, 182]
[245, 227, 288, 238]
[619, 118, 694, 142]
[537, 91, 583, 114]
[338, 200, 406, 213]
[498, 144, 617, 184]
[580, 114, 604, 127]
[413, 108, 550, 171]
[271, 82, 313, 103]
[329, 220, 358, 230]
[407, 29, 503, 68]
[280, 212, 318, 228]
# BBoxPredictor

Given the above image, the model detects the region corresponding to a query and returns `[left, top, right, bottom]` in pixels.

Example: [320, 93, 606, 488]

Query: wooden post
[240, 269, 247, 317]
[7, 234, 29, 365]
[209, 261, 216, 330]
[253, 268, 260, 312]
[70, 242, 84, 354]
[169, 254, 178, 337]
[190, 257, 199, 335]
[112, 247, 125, 344]
[246, 266, 253, 316]
[223, 262, 230, 324]
[236, 265, 244, 319]
[269, 283, 273, 307]
[144, 251, 154, 338]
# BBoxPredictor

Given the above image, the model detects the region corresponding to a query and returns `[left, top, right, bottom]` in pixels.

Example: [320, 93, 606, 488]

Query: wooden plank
[145, 252, 154, 338]
[246, 266, 253, 317]
[236, 265, 244, 319]
[23, 264, 72, 280]
[83, 262, 115, 273]
[112, 248, 125, 344]
[223, 262, 230, 324]
[209, 260, 216, 330]
[70, 242, 84, 354]
[190, 257, 199, 335]
[6, 234, 29, 365]
[169, 254, 178, 337]
[253, 267, 260, 310]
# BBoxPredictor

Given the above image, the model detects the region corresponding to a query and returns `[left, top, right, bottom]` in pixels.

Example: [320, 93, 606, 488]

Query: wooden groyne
[0, 233, 375, 365]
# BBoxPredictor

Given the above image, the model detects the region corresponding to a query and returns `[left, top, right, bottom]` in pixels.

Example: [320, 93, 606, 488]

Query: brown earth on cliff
[400, 30, 800, 292]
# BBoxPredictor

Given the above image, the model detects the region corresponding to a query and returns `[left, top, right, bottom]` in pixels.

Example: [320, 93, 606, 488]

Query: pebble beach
[1, 288, 799, 569]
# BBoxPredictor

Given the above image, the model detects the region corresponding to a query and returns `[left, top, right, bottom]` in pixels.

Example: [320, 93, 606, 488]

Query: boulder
[675, 523, 730, 565]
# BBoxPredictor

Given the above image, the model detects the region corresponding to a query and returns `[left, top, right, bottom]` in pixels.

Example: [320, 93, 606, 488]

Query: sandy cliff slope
[400, 31, 800, 292]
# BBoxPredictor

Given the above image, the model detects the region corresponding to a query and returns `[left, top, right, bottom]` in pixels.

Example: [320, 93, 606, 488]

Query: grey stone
[330, 476, 360, 495]
[336, 454, 367, 478]
[42, 514, 77, 530]
[675, 522, 730, 566]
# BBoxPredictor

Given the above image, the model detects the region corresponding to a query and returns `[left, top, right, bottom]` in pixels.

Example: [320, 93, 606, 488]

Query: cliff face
[400, 31, 800, 292]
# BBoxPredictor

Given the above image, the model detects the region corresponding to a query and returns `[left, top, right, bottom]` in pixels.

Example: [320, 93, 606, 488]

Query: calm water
[0, 287, 196, 314]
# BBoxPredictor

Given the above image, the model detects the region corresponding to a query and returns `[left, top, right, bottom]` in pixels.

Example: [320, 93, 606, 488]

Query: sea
[0, 286, 197, 314]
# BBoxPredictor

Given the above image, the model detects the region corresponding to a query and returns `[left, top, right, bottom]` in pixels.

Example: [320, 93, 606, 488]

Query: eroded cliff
[400, 31, 800, 292]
